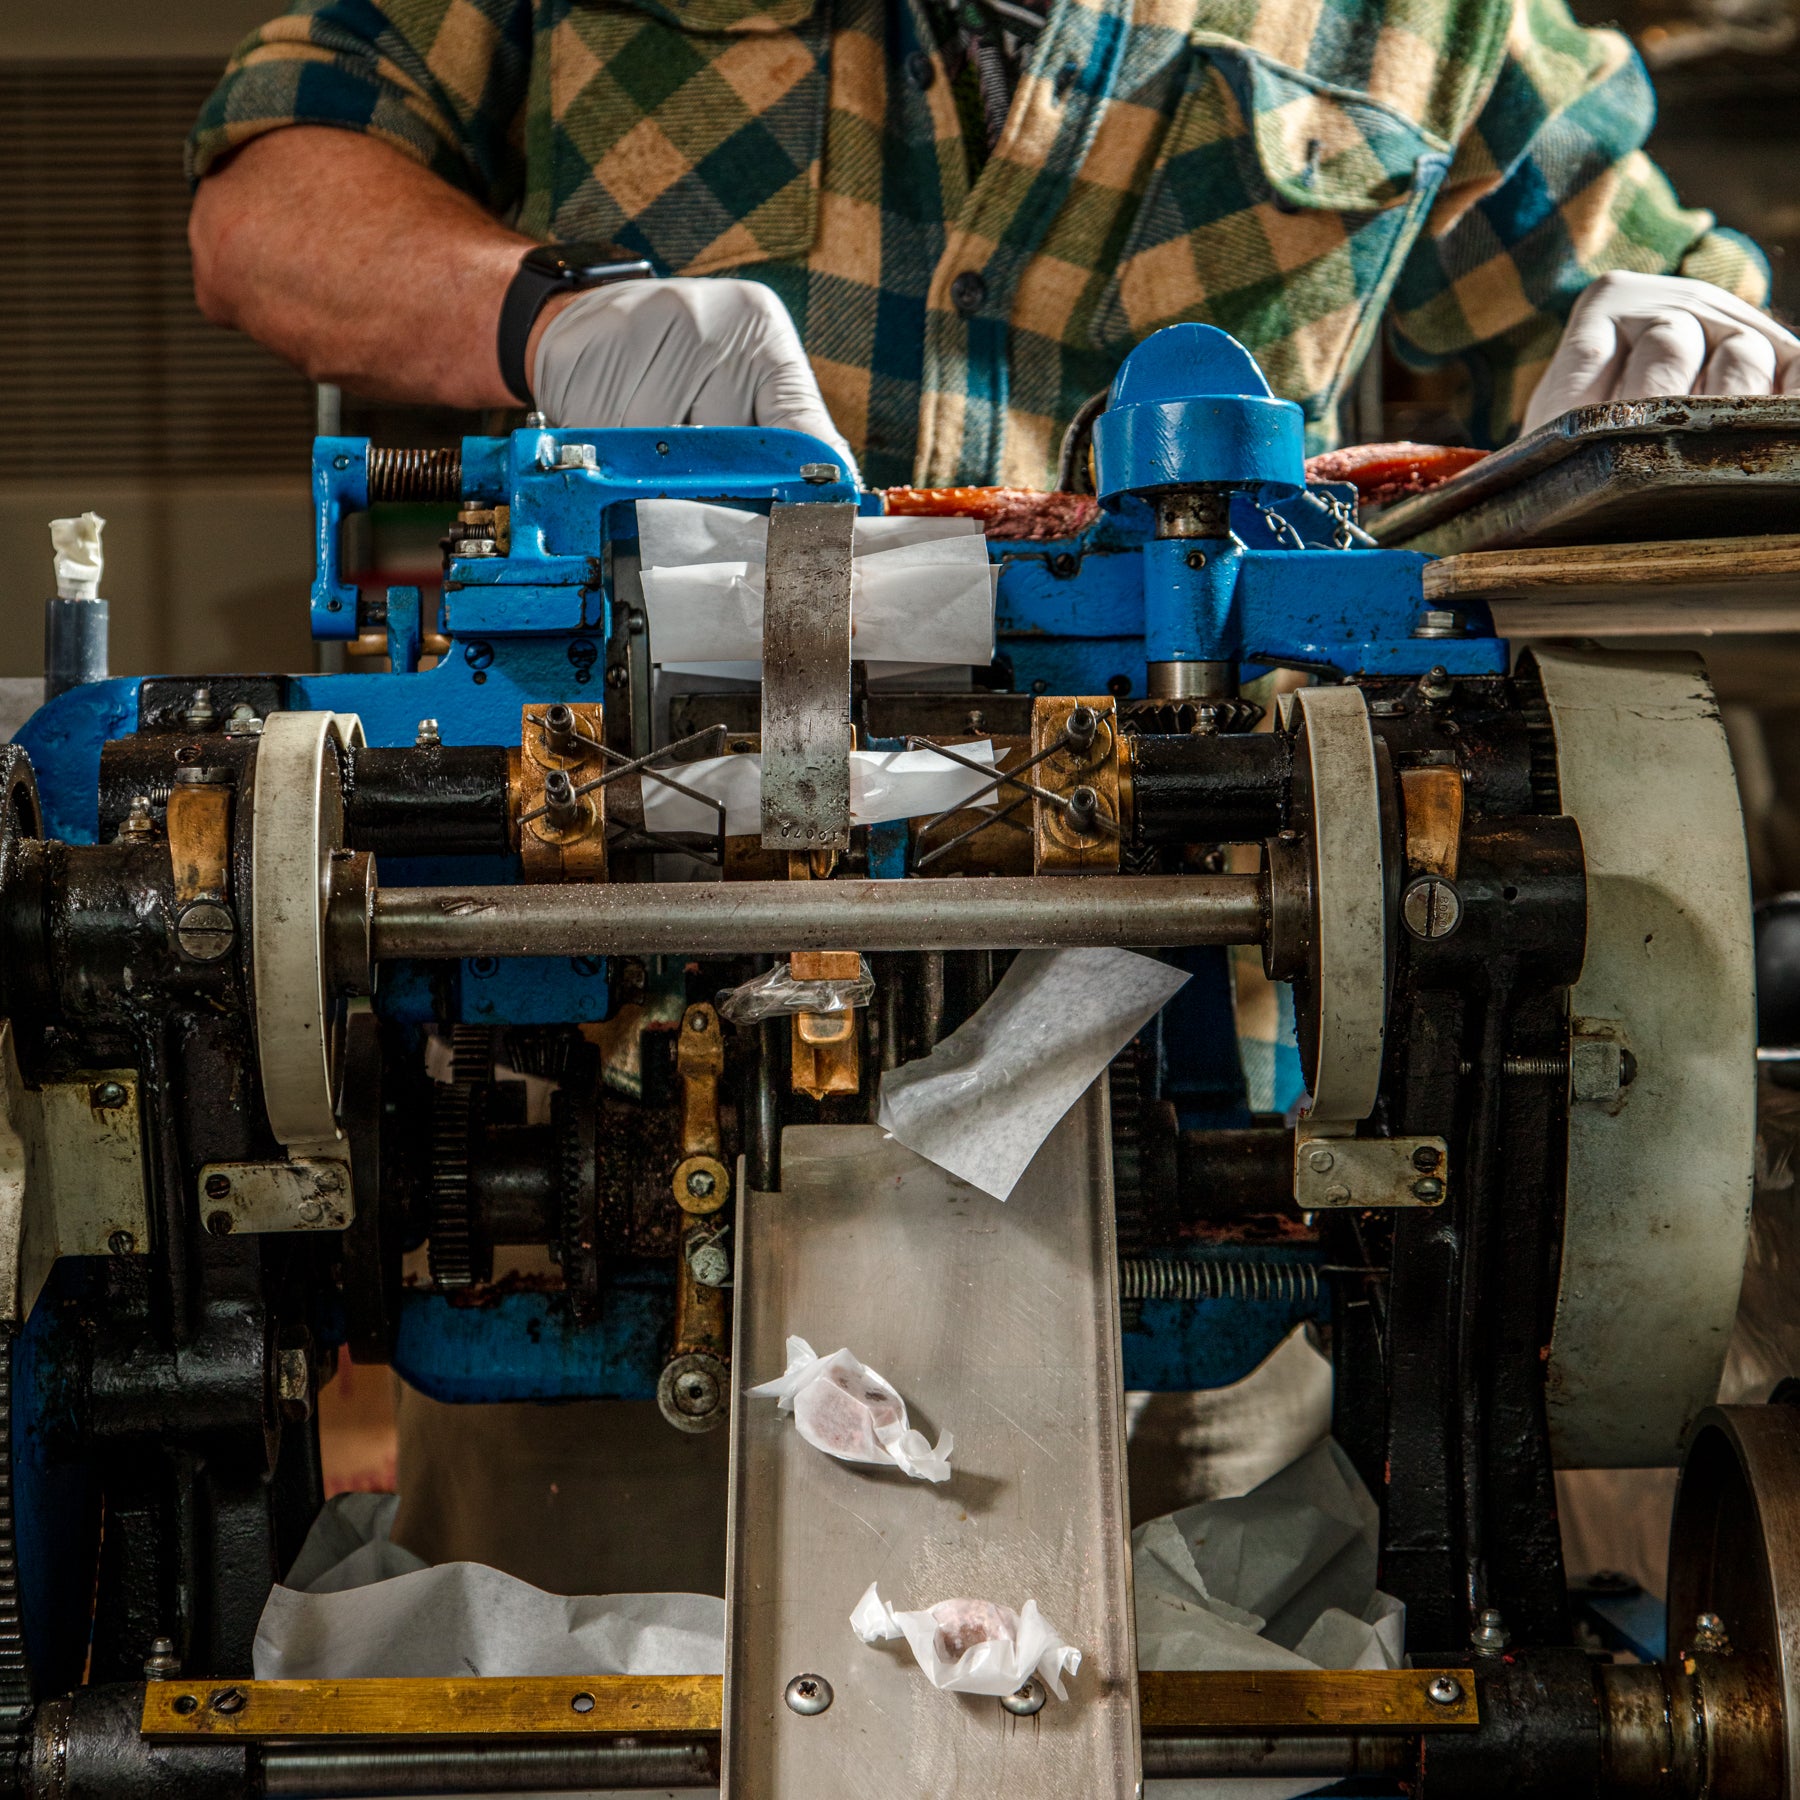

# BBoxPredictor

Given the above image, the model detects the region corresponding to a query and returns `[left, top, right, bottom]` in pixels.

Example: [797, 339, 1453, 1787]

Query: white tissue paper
[850, 1583, 1081, 1699]
[746, 1335, 952, 1481]
[640, 741, 999, 838]
[253, 1492, 724, 1682]
[878, 946, 1191, 1200]
[49, 512, 105, 600]
[635, 499, 994, 668]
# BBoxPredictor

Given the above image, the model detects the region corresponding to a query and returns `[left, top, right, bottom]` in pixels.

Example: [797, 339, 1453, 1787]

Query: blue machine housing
[13, 327, 1509, 1408]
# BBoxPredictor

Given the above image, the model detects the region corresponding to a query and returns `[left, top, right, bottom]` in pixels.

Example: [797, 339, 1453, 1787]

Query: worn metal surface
[1292, 1134, 1447, 1209]
[1372, 395, 1800, 555]
[1138, 1667, 1476, 1729]
[724, 1108, 1138, 1798]
[1296, 686, 1386, 1124]
[760, 502, 854, 850]
[0, 1025, 147, 1323]
[259, 1738, 721, 1794]
[370, 874, 1265, 960]
[252, 711, 363, 1163]
[195, 1160, 353, 1235]
[142, 1675, 720, 1739]
[1537, 650, 1754, 1467]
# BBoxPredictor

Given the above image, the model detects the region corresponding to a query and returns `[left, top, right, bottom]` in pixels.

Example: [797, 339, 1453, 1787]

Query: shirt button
[951, 271, 987, 315]
[907, 50, 936, 89]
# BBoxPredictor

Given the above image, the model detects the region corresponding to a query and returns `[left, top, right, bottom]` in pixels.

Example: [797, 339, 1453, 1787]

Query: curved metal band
[252, 711, 364, 1161]
[1298, 685, 1386, 1124]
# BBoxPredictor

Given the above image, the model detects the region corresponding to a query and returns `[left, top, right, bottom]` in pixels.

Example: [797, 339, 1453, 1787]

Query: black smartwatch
[497, 241, 653, 407]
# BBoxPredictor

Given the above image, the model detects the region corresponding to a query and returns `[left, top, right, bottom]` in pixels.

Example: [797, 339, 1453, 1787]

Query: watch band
[497, 242, 653, 408]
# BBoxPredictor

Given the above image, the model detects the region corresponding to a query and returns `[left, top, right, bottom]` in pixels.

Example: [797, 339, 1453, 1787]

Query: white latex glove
[532, 277, 856, 475]
[1523, 270, 1800, 433]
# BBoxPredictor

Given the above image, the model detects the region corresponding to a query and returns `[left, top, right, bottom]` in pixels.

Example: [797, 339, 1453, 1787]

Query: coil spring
[1118, 1256, 1322, 1304]
[367, 445, 463, 503]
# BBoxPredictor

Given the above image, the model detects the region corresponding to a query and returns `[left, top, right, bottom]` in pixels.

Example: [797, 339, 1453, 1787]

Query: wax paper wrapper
[878, 946, 1191, 1199]
[640, 741, 998, 837]
[717, 959, 875, 1025]
[636, 500, 993, 667]
[850, 1583, 1081, 1700]
[49, 512, 105, 600]
[746, 1335, 952, 1482]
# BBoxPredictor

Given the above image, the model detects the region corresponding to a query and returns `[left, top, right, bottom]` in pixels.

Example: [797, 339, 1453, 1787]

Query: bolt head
[1412, 1144, 1442, 1171]
[1306, 1147, 1335, 1174]
[688, 1242, 731, 1288]
[93, 1081, 127, 1109]
[1427, 1675, 1463, 1706]
[210, 1686, 248, 1715]
[785, 1673, 833, 1715]
[205, 1210, 234, 1237]
[1402, 876, 1463, 942]
[108, 1230, 135, 1257]
[297, 1199, 325, 1225]
[800, 463, 841, 485]
[1000, 1677, 1048, 1716]
[1323, 1183, 1352, 1205]
[204, 1173, 232, 1201]
[686, 1168, 717, 1199]
[1412, 1176, 1445, 1203]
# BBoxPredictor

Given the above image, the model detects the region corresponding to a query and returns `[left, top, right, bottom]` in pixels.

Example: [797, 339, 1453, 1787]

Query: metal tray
[1371, 395, 1800, 555]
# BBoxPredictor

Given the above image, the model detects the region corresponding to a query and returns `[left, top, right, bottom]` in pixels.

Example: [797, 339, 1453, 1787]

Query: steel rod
[369, 874, 1266, 961]
[1141, 1733, 1409, 1779]
[259, 1738, 719, 1796]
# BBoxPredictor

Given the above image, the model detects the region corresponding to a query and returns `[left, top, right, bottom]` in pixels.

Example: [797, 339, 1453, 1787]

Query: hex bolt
[1426, 1675, 1463, 1707]
[1306, 1147, 1335, 1174]
[143, 1636, 180, 1681]
[541, 703, 580, 759]
[107, 1230, 135, 1257]
[1064, 705, 1098, 751]
[800, 462, 842, 485]
[1402, 876, 1463, 941]
[687, 1237, 732, 1289]
[1000, 1678, 1047, 1717]
[93, 1081, 127, 1110]
[1412, 609, 1468, 640]
[415, 718, 441, 748]
[1412, 1176, 1445, 1203]
[1471, 1607, 1511, 1652]
[1065, 785, 1100, 834]
[784, 1674, 834, 1715]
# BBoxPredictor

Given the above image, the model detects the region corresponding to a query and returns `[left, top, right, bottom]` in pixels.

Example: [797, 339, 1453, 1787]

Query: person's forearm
[190, 127, 570, 410]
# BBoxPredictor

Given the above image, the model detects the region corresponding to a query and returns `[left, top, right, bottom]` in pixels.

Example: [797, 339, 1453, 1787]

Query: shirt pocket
[539, 0, 830, 274]
[1088, 43, 1450, 417]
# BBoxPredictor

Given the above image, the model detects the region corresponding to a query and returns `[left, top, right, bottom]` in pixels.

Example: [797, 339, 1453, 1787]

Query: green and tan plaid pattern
[191, 0, 1768, 486]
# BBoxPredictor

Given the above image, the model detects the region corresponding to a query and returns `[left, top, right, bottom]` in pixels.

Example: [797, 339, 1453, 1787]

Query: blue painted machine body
[14, 326, 1507, 1405]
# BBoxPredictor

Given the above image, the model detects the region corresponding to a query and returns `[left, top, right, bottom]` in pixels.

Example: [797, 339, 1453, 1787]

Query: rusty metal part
[517, 703, 607, 882]
[789, 946, 862, 1099]
[259, 1738, 720, 1794]
[142, 1675, 720, 1739]
[664, 1003, 732, 1432]
[1598, 1655, 1783, 1799]
[165, 776, 230, 906]
[1401, 765, 1464, 880]
[760, 501, 854, 850]
[370, 875, 1267, 960]
[1032, 696, 1123, 874]
[1139, 1668, 1477, 1732]
[674, 1005, 728, 1215]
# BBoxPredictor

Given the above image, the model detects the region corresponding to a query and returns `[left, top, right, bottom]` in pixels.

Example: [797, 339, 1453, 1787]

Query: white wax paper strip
[636, 497, 767, 567]
[848, 741, 997, 824]
[852, 538, 997, 665]
[853, 513, 984, 552]
[850, 1583, 1081, 1699]
[640, 744, 997, 837]
[255, 1493, 723, 1681]
[746, 1335, 952, 1481]
[638, 750, 765, 838]
[639, 561, 763, 664]
[878, 947, 1191, 1200]
[49, 512, 105, 600]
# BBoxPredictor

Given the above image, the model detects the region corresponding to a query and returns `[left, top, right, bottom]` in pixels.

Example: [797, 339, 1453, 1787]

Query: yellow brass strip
[141, 1674, 722, 1740]
[1139, 1668, 1479, 1731]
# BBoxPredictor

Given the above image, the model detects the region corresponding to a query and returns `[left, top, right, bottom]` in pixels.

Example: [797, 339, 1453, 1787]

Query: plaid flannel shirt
[190, 0, 1769, 488]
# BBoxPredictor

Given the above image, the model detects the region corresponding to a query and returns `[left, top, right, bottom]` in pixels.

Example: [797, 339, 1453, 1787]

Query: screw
[415, 718, 441, 748]
[297, 1199, 325, 1226]
[1413, 608, 1469, 640]
[1402, 876, 1462, 941]
[176, 900, 237, 963]
[1064, 705, 1098, 750]
[1000, 1677, 1047, 1717]
[543, 768, 584, 832]
[171, 1694, 198, 1716]
[463, 641, 494, 671]
[1426, 1675, 1463, 1707]
[1412, 1176, 1445, 1202]
[1412, 1144, 1441, 1171]
[687, 1237, 731, 1288]
[108, 1230, 135, 1257]
[1692, 1611, 1732, 1654]
[686, 1168, 717, 1200]
[210, 1686, 248, 1716]
[1185, 548, 1208, 571]
[204, 1172, 232, 1200]
[1323, 1183, 1351, 1204]
[93, 1081, 126, 1110]
[224, 704, 263, 738]
[1471, 1607, 1511, 1652]
[143, 1636, 179, 1681]
[605, 664, 630, 690]
[1065, 785, 1100, 833]
[1306, 1147, 1335, 1174]
[784, 1674, 833, 1715]
[206, 1210, 234, 1238]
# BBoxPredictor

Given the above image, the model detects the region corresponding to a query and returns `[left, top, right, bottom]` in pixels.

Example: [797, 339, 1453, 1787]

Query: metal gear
[0, 1331, 30, 1724]
[426, 1080, 488, 1291]
[1123, 696, 1265, 736]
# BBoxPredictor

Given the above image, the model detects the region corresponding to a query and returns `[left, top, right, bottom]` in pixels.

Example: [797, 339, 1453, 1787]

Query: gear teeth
[427, 1081, 483, 1289]
[1122, 697, 1265, 736]
[0, 1333, 32, 1720]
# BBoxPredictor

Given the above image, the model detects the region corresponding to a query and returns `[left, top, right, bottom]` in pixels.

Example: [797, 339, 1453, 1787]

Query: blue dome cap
[1091, 323, 1306, 501]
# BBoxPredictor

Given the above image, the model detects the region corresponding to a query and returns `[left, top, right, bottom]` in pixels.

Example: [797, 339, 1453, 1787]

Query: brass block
[1400, 765, 1464, 880]
[1031, 695, 1122, 875]
[517, 702, 607, 882]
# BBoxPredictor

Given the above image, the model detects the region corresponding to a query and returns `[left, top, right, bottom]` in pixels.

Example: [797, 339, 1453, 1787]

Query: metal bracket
[1031, 695, 1123, 874]
[197, 1159, 353, 1235]
[1294, 1134, 1448, 1209]
[517, 702, 608, 882]
[760, 502, 854, 850]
